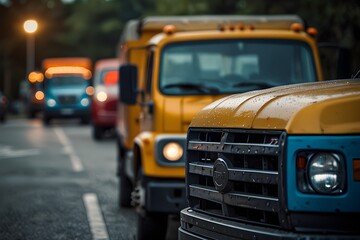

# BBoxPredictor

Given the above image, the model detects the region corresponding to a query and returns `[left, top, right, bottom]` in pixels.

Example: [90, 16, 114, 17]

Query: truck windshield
[159, 39, 317, 95]
[47, 76, 87, 87]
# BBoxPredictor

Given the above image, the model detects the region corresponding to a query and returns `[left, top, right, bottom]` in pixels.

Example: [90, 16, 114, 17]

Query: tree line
[0, 0, 359, 99]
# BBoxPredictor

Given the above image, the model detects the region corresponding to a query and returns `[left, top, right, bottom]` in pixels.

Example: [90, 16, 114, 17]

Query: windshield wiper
[232, 82, 275, 89]
[163, 83, 220, 93]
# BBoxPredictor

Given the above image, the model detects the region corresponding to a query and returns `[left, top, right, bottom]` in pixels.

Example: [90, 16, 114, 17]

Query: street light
[23, 19, 38, 75]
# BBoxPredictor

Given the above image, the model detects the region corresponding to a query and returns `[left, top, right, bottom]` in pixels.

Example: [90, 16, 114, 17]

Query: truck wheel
[137, 213, 168, 240]
[92, 125, 103, 140]
[43, 116, 50, 126]
[80, 117, 90, 125]
[119, 161, 132, 208]
[0, 114, 5, 123]
[28, 110, 36, 119]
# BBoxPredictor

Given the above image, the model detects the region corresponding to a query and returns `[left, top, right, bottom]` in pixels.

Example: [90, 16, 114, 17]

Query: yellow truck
[116, 15, 326, 239]
[179, 77, 360, 239]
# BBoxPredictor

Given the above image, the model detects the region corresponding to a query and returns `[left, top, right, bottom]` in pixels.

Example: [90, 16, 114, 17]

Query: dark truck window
[48, 76, 88, 87]
[159, 39, 317, 95]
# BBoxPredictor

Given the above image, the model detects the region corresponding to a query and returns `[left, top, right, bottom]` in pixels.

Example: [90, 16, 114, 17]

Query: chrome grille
[58, 95, 77, 105]
[186, 128, 286, 228]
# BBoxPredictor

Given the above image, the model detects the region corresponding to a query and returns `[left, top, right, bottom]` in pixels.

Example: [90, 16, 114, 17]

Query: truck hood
[190, 79, 360, 134]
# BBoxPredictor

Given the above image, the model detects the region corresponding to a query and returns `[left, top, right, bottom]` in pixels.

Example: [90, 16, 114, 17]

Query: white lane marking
[0, 146, 40, 159]
[54, 127, 84, 172]
[83, 193, 109, 240]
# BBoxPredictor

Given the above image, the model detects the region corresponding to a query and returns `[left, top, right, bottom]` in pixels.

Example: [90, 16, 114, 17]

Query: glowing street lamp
[23, 19, 38, 75]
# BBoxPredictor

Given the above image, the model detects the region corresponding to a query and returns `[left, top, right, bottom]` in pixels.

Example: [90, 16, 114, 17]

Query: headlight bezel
[46, 98, 56, 107]
[296, 150, 346, 195]
[80, 97, 90, 106]
[155, 135, 186, 166]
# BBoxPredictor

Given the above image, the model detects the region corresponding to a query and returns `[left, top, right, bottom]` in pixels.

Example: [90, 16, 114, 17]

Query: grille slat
[189, 162, 278, 184]
[189, 141, 280, 156]
[190, 185, 279, 212]
[58, 95, 77, 105]
[187, 128, 284, 227]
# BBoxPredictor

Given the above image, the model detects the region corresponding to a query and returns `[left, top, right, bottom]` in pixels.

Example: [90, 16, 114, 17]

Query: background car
[91, 58, 120, 140]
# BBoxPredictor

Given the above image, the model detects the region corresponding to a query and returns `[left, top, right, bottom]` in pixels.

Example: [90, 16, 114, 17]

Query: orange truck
[116, 15, 327, 239]
[42, 57, 92, 125]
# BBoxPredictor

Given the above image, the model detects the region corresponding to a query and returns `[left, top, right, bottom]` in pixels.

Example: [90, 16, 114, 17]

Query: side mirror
[119, 64, 138, 105]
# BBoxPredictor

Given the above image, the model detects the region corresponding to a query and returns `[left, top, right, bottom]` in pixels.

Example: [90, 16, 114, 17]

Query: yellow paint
[191, 79, 360, 134]
[135, 132, 185, 178]
[118, 16, 326, 179]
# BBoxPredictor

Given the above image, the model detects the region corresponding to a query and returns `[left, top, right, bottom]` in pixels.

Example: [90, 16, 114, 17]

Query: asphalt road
[0, 117, 179, 240]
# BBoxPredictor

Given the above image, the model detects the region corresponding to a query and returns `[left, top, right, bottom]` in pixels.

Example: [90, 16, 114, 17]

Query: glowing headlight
[308, 153, 345, 194]
[162, 142, 183, 161]
[96, 91, 107, 102]
[80, 98, 90, 106]
[47, 99, 56, 107]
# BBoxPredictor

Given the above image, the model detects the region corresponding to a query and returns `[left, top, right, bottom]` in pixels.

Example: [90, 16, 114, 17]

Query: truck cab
[179, 78, 360, 239]
[42, 58, 92, 125]
[116, 15, 325, 239]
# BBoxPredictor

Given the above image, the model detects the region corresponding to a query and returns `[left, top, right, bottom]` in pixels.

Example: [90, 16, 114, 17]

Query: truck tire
[43, 116, 50, 126]
[119, 171, 132, 208]
[28, 110, 36, 119]
[137, 213, 168, 240]
[92, 125, 103, 140]
[135, 169, 168, 240]
[118, 145, 132, 208]
[80, 117, 90, 125]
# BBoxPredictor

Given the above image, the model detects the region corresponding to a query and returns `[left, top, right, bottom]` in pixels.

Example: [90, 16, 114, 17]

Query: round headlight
[81, 98, 89, 106]
[96, 91, 107, 102]
[162, 142, 183, 161]
[47, 99, 56, 107]
[308, 153, 345, 194]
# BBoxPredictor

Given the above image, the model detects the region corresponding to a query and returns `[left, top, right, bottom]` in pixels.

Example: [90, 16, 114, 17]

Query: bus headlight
[81, 98, 89, 106]
[47, 99, 56, 107]
[162, 142, 183, 161]
[308, 153, 345, 194]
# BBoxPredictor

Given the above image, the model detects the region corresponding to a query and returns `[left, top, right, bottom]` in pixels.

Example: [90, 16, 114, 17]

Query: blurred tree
[0, 0, 359, 101]
[55, 0, 123, 61]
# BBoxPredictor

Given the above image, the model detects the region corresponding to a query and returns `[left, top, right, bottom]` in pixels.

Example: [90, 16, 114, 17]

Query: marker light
[35, 91, 44, 101]
[86, 86, 95, 96]
[163, 25, 176, 35]
[307, 27, 318, 37]
[162, 142, 183, 161]
[290, 23, 304, 32]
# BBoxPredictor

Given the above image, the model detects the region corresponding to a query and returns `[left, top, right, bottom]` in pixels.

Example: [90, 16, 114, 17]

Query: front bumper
[44, 107, 90, 118]
[91, 110, 116, 126]
[146, 179, 187, 214]
[179, 208, 360, 240]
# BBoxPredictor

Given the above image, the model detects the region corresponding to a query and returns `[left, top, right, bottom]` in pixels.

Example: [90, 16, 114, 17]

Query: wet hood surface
[190, 79, 360, 134]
